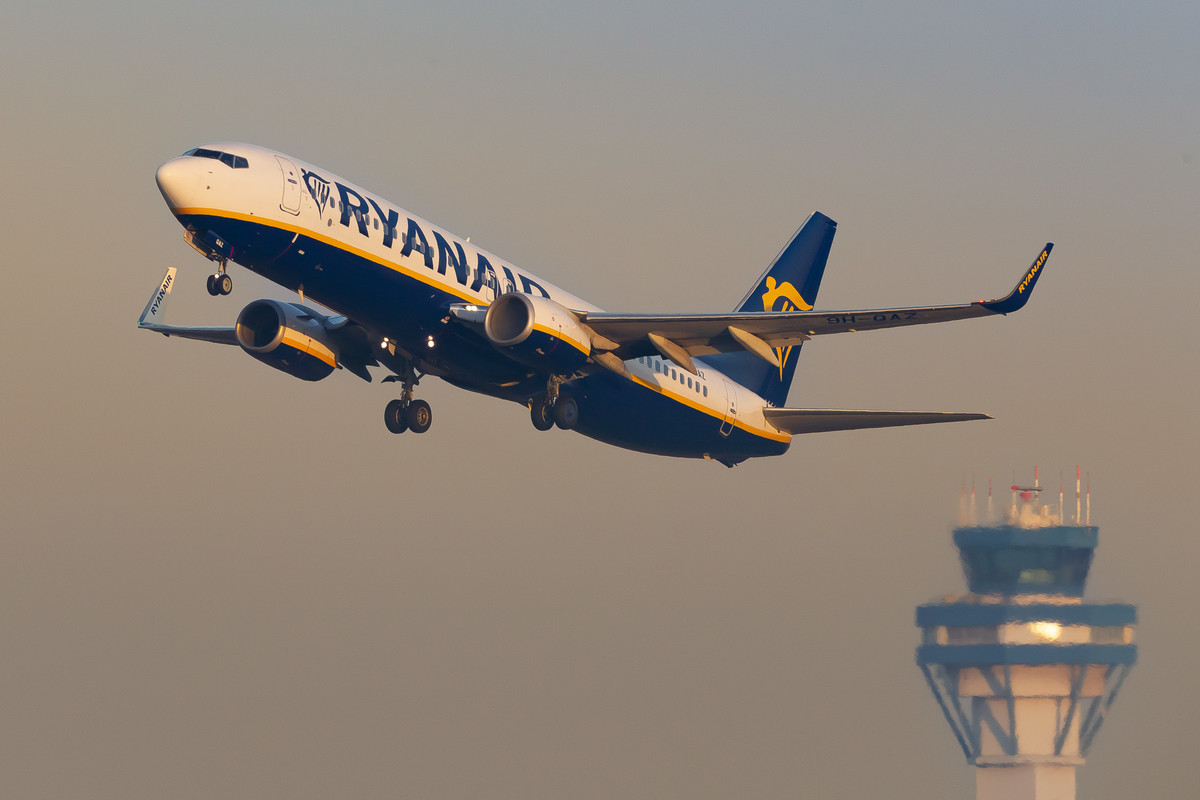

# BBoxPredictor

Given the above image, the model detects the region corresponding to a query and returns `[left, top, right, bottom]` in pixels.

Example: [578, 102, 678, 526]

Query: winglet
[980, 244, 1053, 315]
[138, 268, 177, 328]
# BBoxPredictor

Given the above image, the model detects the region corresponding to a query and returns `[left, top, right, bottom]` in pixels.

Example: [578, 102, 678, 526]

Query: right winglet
[981, 244, 1053, 315]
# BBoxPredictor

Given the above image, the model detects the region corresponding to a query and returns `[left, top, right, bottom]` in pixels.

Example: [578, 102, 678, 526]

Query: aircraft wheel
[530, 397, 554, 431]
[384, 399, 408, 434]
[217, 273, 233, 295]
[206, 274, 220, 296]
[406, 399, 432, 434]
[553, 396, 578, 430]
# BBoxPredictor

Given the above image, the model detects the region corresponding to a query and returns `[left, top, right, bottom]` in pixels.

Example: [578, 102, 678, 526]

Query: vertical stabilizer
[703, 212, 836, 406]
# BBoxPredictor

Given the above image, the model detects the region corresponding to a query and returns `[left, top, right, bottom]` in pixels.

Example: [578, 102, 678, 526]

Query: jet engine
[483, 292, 592, 373]
[235, 299, 340, 381]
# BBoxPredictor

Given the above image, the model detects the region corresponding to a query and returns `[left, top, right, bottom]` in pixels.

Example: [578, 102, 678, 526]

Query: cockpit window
[182, 147, 249, 169]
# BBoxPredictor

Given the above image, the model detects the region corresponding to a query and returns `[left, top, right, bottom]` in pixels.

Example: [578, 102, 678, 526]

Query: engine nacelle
[483, 292, 591, 373]
[235, 300, 339, 381]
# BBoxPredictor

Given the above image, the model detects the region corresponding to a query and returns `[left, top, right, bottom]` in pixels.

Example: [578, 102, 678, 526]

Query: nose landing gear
[206, 271, 233, 296]
[205, 258, 233, 296]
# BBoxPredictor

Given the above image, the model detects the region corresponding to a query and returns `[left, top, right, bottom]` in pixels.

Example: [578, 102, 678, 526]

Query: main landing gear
[382, 361, 432, 435]
[530, 376, 578, 432]
[384, 397, 432, 434]
[206, 259, 232, 296]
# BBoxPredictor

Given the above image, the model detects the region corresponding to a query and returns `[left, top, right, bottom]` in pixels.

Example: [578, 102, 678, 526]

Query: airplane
[140, 142, 1052, 466]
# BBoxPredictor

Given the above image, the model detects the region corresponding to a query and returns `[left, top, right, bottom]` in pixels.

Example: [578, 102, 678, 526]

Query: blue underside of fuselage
[177, 212, 789, 462]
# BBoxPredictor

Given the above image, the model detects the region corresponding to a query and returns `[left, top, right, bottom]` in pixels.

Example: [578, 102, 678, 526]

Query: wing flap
[764, 408, 991, 435]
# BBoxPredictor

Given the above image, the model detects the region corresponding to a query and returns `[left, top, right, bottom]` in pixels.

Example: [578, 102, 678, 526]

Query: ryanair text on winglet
[1018, 248, 1050, 295]
[149, 271, 173, 317]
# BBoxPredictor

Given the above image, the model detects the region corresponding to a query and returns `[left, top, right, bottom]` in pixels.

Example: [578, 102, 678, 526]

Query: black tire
[206, 274, 220, 296]
[530, 397, 554, 431]
[552, 396, 578, 430]
[406, 399, 432, 434]
[384, 399, 408, 434]
[217, 273, 233, 295]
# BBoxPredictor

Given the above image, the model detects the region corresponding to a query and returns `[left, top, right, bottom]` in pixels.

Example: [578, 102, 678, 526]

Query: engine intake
[483, 293, 591, 373]
[235, 299, 339, 381]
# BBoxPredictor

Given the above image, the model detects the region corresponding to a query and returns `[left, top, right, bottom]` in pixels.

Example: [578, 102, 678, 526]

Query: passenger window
[670, 368, 677, 380]
[703, 386, 708, 397]
[687, 377, 692, 388]
[374, 218, 379, 230]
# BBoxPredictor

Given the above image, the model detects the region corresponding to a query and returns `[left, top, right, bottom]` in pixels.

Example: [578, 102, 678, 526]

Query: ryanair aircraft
[140, 143, 1051, 466]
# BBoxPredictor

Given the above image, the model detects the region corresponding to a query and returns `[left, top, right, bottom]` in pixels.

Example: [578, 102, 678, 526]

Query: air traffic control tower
[916, 473, 1137, 800]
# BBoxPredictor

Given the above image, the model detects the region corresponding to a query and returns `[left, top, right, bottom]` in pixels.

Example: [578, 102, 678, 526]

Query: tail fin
[704, 212, 836, 406]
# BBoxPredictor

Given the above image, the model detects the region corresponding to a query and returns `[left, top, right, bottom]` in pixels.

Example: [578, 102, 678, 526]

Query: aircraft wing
[136, 267, 239, 344]
[764, 408, 991, 435]
[136, 268, 378, 381]
[578, 244, 1052, 367]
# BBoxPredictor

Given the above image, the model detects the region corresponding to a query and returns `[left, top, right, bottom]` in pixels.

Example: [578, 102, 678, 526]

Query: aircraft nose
[155, 158, 200, 210]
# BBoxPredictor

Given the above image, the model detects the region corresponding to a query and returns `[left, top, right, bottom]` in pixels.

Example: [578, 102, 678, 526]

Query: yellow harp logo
[760, 277, 812, 380]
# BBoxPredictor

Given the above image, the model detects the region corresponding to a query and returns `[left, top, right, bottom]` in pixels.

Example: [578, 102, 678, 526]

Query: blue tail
[703, 212, 836, 407]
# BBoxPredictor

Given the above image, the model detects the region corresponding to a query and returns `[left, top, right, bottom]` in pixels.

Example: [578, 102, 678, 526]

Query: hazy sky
[3, 2, 1198, 798]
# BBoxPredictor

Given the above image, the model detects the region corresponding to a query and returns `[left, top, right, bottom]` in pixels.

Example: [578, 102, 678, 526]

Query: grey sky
[2, 2, 1197, 797]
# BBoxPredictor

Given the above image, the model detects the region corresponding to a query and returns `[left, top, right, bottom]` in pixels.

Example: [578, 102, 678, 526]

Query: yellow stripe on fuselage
[172, 206, 488, 307]
[176, 207, 787, 444]
[627, 372, 791, 444]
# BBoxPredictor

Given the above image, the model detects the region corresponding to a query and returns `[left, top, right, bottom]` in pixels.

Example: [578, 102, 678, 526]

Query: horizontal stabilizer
[763, 408, 991, 435]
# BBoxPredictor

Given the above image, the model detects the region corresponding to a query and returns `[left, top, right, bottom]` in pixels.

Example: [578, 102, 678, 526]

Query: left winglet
[138, 267, 178, 327]
[137, 268, 238, 345]
[981, 244, 1053, 315]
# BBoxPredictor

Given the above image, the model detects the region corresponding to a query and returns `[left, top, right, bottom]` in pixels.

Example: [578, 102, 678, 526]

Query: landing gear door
[276, 155, 302, 216]
[720, 377, 737, 437]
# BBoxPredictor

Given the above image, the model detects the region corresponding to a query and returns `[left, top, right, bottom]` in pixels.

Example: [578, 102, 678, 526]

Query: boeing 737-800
[140, 143, 1051, 465]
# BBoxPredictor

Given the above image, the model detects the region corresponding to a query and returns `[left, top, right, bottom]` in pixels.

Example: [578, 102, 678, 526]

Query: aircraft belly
[569, 373, 789, 461]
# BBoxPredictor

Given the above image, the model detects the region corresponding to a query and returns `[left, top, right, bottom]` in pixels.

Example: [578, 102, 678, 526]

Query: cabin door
[275, 155, 302, 216]
[719, 378, 738, 437]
